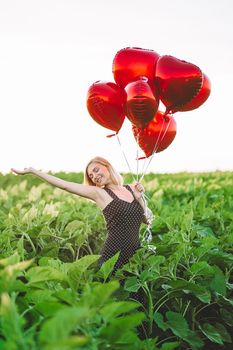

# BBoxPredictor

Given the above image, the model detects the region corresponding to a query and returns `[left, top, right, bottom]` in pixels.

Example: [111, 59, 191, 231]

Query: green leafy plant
[0, 171, 232, 349]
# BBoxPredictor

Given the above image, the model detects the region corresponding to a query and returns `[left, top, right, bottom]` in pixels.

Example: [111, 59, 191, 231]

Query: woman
[11, 156, 152, 271]
[11, 156, 152, 337]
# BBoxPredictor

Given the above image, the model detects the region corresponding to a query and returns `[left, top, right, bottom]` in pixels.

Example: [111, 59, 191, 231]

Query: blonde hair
[84, 156, 123, 187]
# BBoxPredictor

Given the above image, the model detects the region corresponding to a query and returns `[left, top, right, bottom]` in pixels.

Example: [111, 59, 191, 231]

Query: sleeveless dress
[98, 184, 149, 339]
[98, 184, 145, 273]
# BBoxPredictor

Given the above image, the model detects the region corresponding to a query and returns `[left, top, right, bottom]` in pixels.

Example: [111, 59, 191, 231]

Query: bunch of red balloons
[86, 47, 211, 158]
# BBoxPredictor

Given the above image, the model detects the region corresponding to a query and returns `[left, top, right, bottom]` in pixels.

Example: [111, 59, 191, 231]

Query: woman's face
[87, 162, 110, 187]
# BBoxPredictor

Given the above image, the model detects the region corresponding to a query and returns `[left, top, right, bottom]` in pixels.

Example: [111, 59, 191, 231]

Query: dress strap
[124, 185, 136, 199]
[104, 187, 118, 200]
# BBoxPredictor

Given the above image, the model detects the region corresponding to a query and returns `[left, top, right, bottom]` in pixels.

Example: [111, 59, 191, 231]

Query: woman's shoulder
[95, 186, 113, 201]
[94, 186, 114, 210]
[125, 183, 136, 193]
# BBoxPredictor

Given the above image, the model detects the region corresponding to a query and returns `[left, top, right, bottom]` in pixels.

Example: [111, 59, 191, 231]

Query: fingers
[134, 182, 145, 192]
[11, 168, 29, 175]
[11, 168, 19, 174]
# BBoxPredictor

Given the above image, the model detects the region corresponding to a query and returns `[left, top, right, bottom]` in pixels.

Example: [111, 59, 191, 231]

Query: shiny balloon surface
[87, 81, 126, 132]
[113, 47, 160, 89]
[132, 111, 177, 157]
[178, 73, 211, 111]
[125, 77, 159, 129]
[155, 55, 203, 114]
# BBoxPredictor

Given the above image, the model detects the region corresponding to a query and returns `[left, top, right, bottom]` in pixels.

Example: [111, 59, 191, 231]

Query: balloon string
[134, 130, 156, 245]
[141, 192, 155, 245]
[116, 134, 153, 242]
[139, 117, 165, 182]
[156, 116, 172, 149]
[139, 157, 147, 182]
[139, 117, 171, 246]
[136, 132, 140, 182]
[136, 117, 166, 183]
[135, 131, 147, 183]
[144, 117, 171, 176]
[116, 134, 136, 182]
[139, 116, 172, 182]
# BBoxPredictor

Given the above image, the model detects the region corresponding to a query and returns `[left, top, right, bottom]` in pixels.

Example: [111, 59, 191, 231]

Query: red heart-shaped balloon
[125, 77, 159, 129]
[179, 73, 211, 111]
[113, 47, 160, 89]
[87, 81, 126, 132]
[132, 111, 177, 157]
[155, 55, 203, 114]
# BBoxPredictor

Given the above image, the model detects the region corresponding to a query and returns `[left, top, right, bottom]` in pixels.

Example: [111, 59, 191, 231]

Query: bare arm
[130, 183, 153, 225]
[11, 167, 98, 201]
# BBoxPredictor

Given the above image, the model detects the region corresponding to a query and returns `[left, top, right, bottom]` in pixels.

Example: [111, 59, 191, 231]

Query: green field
[0, 171, 233, 350]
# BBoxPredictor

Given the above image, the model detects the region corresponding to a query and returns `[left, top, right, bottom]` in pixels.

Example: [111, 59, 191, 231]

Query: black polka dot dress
[98, 184, 149, 339]
[98, 184, 145, 273]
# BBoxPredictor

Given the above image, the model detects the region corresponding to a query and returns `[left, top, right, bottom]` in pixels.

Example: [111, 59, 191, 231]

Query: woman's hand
[11, 167, 35, 175]
[132, 182, 145, 199]
[131, 182, 154, 225]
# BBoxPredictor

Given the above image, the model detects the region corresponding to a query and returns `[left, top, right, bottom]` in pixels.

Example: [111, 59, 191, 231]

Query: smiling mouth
[96, 176, 102, 183]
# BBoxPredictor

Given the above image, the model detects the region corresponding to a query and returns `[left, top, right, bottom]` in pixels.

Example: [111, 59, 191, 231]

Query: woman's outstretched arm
[11, 167, 98, 201]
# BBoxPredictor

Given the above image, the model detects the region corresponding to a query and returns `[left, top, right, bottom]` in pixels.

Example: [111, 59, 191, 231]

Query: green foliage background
[0, 171, 233, 350]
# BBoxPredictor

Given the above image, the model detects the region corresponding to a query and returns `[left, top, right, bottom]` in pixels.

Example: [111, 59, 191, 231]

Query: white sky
[0, 0, 233, 175]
